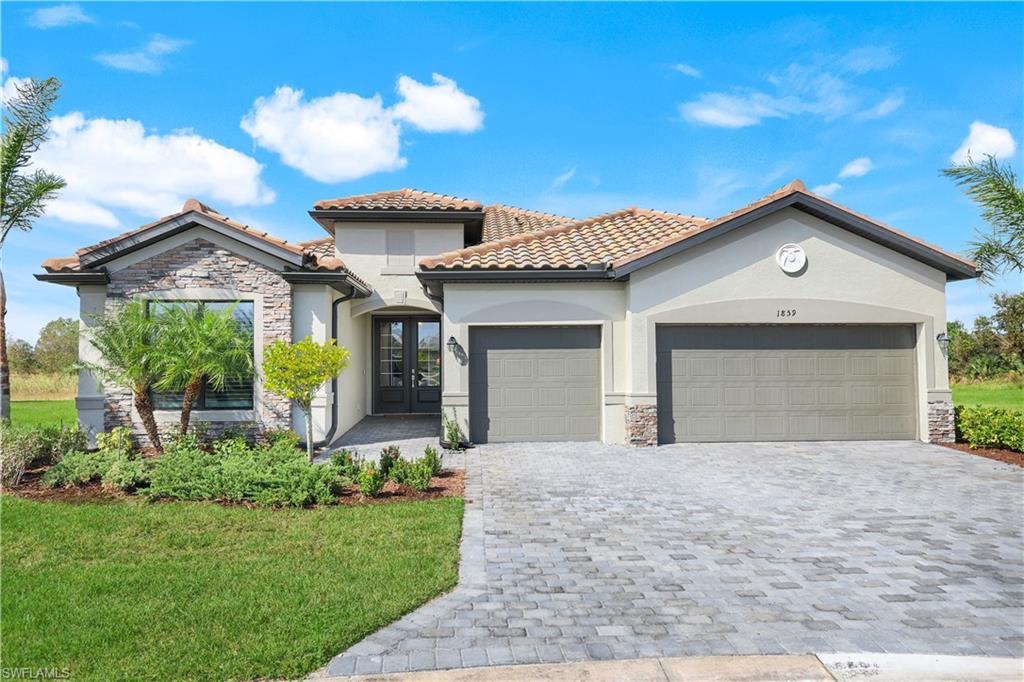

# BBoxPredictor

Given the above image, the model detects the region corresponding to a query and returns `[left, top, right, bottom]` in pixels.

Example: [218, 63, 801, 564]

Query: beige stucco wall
[440, 207, 953, 444]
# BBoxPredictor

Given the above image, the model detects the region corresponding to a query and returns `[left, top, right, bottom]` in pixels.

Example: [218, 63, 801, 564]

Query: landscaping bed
[942, 443, 1023, 468]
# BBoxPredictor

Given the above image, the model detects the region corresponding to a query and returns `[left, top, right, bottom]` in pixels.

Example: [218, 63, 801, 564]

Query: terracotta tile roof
[40, 199, 354, 276]
[609, 179, 977, 271]
[482, 204, 573, 242]
[314, 188, 483, 212]
[419, 207, 708, 270]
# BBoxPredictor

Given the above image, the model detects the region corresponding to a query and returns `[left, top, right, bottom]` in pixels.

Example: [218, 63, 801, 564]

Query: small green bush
[43, 449, 121, 488]
[102, 457, 151, 492]
[95, 426, 134, 457]
[0, 428, 33, 487]
[378, 445, 400, 478]
[955, 405, 1024, 452]
[0, 421, 89, 471]
[329, 449, 361, 479]
[356, 463, 386, 497]
[404, 458, 434, 492]
[422, 445, 442, 476]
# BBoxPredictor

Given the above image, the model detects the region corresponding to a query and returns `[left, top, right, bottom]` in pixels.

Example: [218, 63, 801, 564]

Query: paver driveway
[322, 441, 1023, 677]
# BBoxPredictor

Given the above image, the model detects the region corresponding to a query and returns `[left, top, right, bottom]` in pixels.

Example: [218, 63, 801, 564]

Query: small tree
[34, 317, 79, 374]
[152, 303, 253, 435]
[262, 337, 350, 462]
[81, 300, 163, 452]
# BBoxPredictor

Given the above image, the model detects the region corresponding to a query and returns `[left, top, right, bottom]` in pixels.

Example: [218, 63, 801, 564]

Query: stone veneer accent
[927, 398, 956, 444]
[625, 404, 658, 448]
[104, 238, 292, 441]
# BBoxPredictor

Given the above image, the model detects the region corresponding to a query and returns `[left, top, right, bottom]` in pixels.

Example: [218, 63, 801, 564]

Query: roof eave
[280, 270, 373, 297]
[35, 270, 110, 287]
[609, 193, 979, 282]
[416, 266, 619, 284]
[309, 209, 486, 234]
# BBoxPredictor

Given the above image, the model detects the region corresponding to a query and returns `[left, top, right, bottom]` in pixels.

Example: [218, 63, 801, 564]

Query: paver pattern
[322, 441, 1023, 677]
[317, 415, 440, 463]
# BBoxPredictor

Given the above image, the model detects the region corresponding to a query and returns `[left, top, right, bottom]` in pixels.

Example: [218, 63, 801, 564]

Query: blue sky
[2, 1, 1021, 342]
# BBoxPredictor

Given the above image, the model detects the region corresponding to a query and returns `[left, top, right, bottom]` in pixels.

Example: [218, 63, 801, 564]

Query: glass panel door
[416, 321, 440, 387]
[379, 321, 404, 387]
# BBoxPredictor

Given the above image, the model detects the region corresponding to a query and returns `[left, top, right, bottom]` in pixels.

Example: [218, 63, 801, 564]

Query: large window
[149, 300, 255, 410]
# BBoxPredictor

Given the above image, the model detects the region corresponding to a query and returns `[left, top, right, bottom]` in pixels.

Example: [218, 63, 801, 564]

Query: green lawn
[1, 495, 463, 680]
[952, 382, 1023, 410]
[10, 400, 76, 427]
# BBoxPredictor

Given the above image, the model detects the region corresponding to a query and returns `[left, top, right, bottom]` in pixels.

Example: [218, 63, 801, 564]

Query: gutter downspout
[311, 288, 358, 450]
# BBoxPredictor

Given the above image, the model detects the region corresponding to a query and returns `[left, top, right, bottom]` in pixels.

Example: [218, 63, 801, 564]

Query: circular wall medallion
[776, 243, 807, 274]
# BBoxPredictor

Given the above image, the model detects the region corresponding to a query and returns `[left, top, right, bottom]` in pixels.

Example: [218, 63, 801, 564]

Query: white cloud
[34, 111, 275, 227]
[672, 63, 702, 78]
[857, 91, 905, 120]
[392, 73, 484, 133]
[95, 34, 190, 74]
[812, 182, 842, 197]
[841, 46, 898, 75]
[1, 58, 7, 74]
[680, 92, 784, 128]
[950, 121, 1017, 164]
[241, 86, 405, 183]
[548, 166, 576, 190]
[27, 3, 94, 29]
[1, 74, 30, 103]
[838, 156, 874, 178]
[242, 74, 484, 183]
[680, 56, 902, 128]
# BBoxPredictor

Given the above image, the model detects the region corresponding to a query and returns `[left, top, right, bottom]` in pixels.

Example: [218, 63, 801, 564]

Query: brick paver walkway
[321, 441, 1024, 677]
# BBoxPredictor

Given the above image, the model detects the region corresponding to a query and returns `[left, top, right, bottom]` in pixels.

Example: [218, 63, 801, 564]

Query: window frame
[146, 299, 256, 411]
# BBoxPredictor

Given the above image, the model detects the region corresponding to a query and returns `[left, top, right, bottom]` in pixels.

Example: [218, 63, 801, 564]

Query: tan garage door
[469, 326, 601, 443]
[656, 325, 917, 443]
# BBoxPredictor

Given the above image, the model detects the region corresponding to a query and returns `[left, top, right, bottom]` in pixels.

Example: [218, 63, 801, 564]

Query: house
[38, 181, 978, 447]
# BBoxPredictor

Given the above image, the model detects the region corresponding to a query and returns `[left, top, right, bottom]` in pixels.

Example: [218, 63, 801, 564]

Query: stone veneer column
[927, 391, 955, 444]
[625, 403, 658, 447]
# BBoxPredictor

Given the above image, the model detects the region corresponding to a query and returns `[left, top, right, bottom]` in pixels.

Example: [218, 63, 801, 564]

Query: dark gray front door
[469, 326, 601, 443]
[656, 325, 918, 443]
[373, 316, 442, 414]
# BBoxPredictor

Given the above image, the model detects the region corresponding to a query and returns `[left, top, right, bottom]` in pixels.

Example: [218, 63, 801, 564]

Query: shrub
[1, 444, 32, 488]
[0, 422, 89, 470]
[102, 457, 151, 492]
[329, 449, 361, 480]
[356, 464, 385, 497]
[378, 445, 400, 478]
[422, 445, 442, 476]
[955, 406, 1024, 452]
[43, 449, 121, 488]
[261, 427, 301, 451]
[388, 457, 412, 485]
[404, 458, 434, 492]
[441, 408, 464, 447]
[146, 435, 345, 507]
[96, 426, 134, 457]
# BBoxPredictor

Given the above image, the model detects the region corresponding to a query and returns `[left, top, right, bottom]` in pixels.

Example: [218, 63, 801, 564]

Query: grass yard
[9, 400, 76, 427]
[1, 495, 464, 680]
[952, 381, 1023, 410]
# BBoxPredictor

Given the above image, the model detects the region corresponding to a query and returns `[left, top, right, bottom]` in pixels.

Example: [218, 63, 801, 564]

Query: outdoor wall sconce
[446, 336, 459, 354]
[936, 332, 950, 351]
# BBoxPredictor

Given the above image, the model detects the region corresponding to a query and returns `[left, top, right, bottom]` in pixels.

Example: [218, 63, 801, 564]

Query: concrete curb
[319, 653, 1024, 681]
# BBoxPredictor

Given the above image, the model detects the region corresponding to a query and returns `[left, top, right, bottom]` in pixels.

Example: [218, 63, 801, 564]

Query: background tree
[0, 77, 66, 420]
[81, 300, 163, 452]
[991, 292, 1023, 362]
[262, 337, 350, 462]
[7, 339, 35, 374]
[152, 303, 253, 435]
[946, 292, 1024, 381]
[943, 155, 1024, 282]
[34, 317, 78, 374]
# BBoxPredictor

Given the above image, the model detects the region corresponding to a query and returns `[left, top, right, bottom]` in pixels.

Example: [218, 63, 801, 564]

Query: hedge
[954, 405, 1024, 452]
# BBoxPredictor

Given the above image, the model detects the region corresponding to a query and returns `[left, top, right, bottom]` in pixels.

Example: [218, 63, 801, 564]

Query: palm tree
[0, 77, 66, 420]
[81, 300, 164, 451]
[152, 303, 253, 435]
[943, 155, 1024, 283]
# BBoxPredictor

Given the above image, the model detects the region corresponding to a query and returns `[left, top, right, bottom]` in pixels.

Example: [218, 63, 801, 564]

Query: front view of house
[38, 181, 978, 447]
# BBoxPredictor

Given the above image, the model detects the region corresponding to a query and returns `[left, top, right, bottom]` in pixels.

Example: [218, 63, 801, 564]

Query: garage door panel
[657, 325, 917, 443]
[470, 327, 601, 443]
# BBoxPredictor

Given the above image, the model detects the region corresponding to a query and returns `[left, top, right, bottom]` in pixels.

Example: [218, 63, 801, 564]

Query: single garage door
[656, 325, 917, 443]
[469, 326, 601, 443]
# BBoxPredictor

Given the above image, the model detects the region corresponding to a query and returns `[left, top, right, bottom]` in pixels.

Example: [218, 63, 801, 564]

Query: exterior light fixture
[446, 336, 459, 354]
[936, 332, 950, 351]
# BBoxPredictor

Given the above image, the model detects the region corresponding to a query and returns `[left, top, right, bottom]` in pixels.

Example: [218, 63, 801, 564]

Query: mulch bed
[942, 442, 1023, 468]
[6, 468, 465, 507]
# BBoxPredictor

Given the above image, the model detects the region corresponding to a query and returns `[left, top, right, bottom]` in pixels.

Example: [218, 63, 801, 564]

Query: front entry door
[373, 316, 442, 414]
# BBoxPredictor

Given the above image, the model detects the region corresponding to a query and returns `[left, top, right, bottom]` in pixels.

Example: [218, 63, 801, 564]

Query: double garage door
[656, 325, 918, 443]
[469, 326, 601, 443]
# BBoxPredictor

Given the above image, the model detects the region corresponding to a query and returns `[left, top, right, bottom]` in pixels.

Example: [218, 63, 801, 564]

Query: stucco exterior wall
[439, 207, 955, 445]
[100, 233, 293, 442]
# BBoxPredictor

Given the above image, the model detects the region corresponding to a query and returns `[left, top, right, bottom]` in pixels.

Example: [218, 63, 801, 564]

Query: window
[148, 300, 255, 410]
